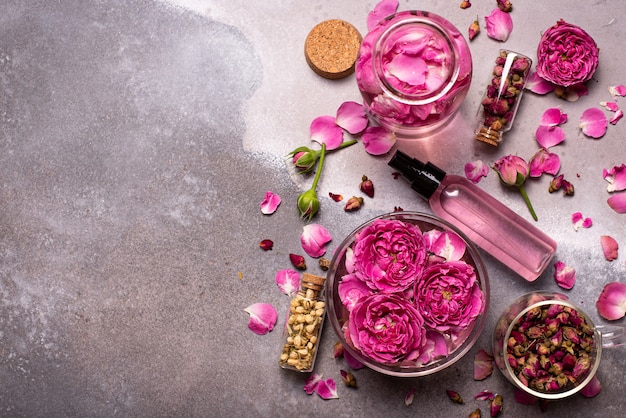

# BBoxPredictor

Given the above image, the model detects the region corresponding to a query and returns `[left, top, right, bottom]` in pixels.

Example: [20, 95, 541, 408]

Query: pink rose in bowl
[414, 261, 485, 336]
[348, 293, 427, 364]
[536, 20, 599, 88]
[352, 218, 428, 293]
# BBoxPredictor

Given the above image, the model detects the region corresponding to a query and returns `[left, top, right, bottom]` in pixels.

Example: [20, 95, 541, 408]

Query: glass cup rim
[501, 296, 602, 400]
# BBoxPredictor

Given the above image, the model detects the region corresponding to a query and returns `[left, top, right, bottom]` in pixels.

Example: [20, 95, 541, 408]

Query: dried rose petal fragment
[244, 303, 278, 335]
[572, 212, 592, 230]
[596, 282, 626, 320]
[485, 8, 513, 42]
[301, 223, 332, 257]
[607, 193, 626, 213]
[579, 107, 608, 139]
[600, 235, 619, 261]
[553, 261, 576, 289]
[260, 191, 281, 215]
[474, 348, 494, 380]
[259, 239, 274, 251]
[329, 192, 343, 202]
[275, 269, 300, 296]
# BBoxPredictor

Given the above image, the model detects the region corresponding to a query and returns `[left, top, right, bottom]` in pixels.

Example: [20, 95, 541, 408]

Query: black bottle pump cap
[388, 150, 446, 199]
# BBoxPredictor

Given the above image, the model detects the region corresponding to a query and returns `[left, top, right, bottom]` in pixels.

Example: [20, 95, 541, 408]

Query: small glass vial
[355, 10, 472, 138]
[475, 50, 532, 146]
[279, 273, 326, 372]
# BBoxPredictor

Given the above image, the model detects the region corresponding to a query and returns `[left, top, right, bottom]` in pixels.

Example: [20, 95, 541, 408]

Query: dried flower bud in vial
[475, 50, 532, 146]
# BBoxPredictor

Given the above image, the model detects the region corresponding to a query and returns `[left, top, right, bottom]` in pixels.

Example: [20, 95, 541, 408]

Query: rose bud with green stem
[493, 155, 538, 221]
[288, 139, 357, 174]
[297, 143, 326, 221]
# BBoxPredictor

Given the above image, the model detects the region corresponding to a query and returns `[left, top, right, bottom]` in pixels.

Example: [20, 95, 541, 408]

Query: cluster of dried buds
[506, 303, 596, 393]
[475, 51, 531, 146]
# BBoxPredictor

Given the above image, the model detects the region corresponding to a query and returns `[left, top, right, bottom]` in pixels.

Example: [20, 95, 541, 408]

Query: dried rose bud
[333, 341, 344, 358]
[460, 1, 471, 9]
[289, 253, 306, 270]
[446, 389, 464, 404]
[359, 175, 375, 198]
[490, 394, 503, 417]
[318, 257, 331, 271]
[259, 239, 273, 251]
[469, 409, 482, 418]
[468, 19, 480, 41]
[329, 192, 343, 202]
[344, 196, 364, 212]
[497, 0, 513, 12]
[340, 369, 358, 388]
[562, 179, 574, 196]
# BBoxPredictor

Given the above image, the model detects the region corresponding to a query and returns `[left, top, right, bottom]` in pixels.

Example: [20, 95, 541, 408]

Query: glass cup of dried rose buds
[492, 291, 625, 400]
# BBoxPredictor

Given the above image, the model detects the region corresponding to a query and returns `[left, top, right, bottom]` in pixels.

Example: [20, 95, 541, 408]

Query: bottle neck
[388, 150, 446, 199]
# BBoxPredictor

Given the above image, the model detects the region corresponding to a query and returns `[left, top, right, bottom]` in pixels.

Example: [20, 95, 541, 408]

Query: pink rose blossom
[348, 293, 427, 364]
[493, 154, 529, 185]
[414, 261, 485, 336]
[536, 20, 599, 87]
[596, 282, 626, 320]
[352, 218, 428, 293]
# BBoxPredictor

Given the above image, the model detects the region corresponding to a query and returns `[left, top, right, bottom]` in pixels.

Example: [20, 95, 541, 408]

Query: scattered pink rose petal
[525, 71, 555, 95]
[361, 126, 396, 155]
[600, 235, 619, 261]
[405, 388, 417, 406]
[260, 191, 281, 215]
[473, 348, 494, 380]
[513, 388, 537, 405]
[535, 125, 566, 149]
[275, 269, 301, 296]
[554, 261, 576, 289]
[609, 84, 626, 98]
[310, 115, 344, 150]
[304, 373, 324, 395]
[367, 0, 399, 31]
[610, 109, 624, 125]
[580, 376, 602, 398]
[244, 303, 278, 335]
[579, 107, 608, 139]
[596, 281, 626, 320]
[485, 8, 513, 42]
[540, 107, 567, 127]
[572, 212, 592, 230]
[301, 223, 332, 257]
[474, 390, 495, 401]
[600, 101, 620, 112]
[316, 378, 339, 399]
[336, 101, 368, 135]
[430, 231, 467, 261]
[607, 193, 626, 213]
[529, 148, 561, 177]
[464, 160, 489, 183]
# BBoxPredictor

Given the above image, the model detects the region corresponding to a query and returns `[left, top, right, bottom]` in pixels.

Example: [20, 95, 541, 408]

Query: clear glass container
[475, 50, 532, 146]
[493, 291, 626, 400]
[279, 273, 326, 372]
[355, 11, 472, 138]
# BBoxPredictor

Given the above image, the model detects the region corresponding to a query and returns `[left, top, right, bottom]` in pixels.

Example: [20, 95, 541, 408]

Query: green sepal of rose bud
[297, 188, 320, 221]
[359, 175, 374, 198]
[344, 196, 364, 212]
[288, 146, 320, 174]
[289, 253, 306, 270]
[490, 394, 503, 417]
[446, 389, 464, 404]
[340, 369, 357, 388]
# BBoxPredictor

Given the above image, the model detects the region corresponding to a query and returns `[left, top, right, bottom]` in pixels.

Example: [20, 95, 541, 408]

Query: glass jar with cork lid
[279, 273, 327, 372]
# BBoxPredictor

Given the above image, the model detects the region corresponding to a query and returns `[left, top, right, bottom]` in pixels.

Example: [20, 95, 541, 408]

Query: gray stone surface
[0, 1, 624, 417]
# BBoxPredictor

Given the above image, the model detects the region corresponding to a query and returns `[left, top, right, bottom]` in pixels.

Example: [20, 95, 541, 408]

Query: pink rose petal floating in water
[464, 160, 489, 184]
[607, 193, 626, 213]
[367, 0, 399, 31]
[428, 230, 467, 261]
[335, 101, 368, 135]
[600, 235, 619, 261]
[244, 303, 278, 335]
[301, 223, 332, 257]
[473, 348, 494, 381]
[572, 212, 592, 230]
[260, 191, 281, 215]
[274, 269, 300, 296]
[579, 107, 608, 139]
[553, 261, 576, 289]
[485, 8, 513, 42]
[603, 164, 626, 192]
[310, 115, 344, 150]
[596, 282, 626, 320]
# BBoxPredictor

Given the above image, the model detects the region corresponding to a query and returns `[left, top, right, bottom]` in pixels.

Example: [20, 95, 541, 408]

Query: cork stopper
[475, 126, 504, 147]
[304, 19, 362, 80]
[301, 272, 326, 291]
